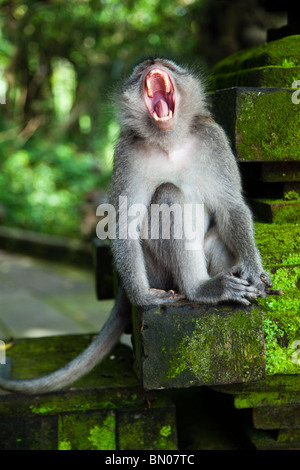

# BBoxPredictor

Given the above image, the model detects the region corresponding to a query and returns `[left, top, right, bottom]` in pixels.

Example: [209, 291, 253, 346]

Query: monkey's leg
[204, 226, 237, 277]
[142, 243, 185, 301]
[197, 226, 259, 305]
[171, 228, 259, 306]
[214, 201, 272, 296]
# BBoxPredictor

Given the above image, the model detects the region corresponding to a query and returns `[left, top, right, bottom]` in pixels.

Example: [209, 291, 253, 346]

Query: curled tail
[0, 287, 131, 394]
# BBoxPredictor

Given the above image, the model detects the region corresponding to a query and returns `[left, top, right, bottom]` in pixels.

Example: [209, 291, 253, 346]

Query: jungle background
[0, 0, 287, 240]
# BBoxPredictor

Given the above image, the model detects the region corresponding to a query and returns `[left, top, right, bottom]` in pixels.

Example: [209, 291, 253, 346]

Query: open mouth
[144, 68, 175, 127]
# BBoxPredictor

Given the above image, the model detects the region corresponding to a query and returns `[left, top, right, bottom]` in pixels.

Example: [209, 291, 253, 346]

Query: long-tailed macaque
[0, 58, 275, 394]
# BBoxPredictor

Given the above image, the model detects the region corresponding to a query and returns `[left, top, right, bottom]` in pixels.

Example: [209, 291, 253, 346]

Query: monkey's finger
[150, 288, 168, 294]
[229, 277, 250, 286]
[244, 290, 260, 299]
[172, 293, 186, 300]
[225, 275, 252, 288]
[167, 290, 186, 300]
[236, 298, 251, 306]
[229, 277, 259, 293]
[265, 288, 284, 296]
[260, 273, 273, 287]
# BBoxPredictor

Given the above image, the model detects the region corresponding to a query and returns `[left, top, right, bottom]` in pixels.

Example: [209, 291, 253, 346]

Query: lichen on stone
[236, 89, 300, 162]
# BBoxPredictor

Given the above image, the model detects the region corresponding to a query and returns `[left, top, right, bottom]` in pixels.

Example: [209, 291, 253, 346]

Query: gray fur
[111, 58, 271, 307]
[0, 58, 271, 394]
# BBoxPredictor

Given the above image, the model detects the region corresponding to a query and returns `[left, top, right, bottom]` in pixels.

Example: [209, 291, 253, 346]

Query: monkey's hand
[230, 266, 273, 298]
[260, 273, 284, 296]
[192, 272, 260, 306]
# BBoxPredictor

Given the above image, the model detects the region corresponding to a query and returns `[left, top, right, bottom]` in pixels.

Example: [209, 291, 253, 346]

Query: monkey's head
[119, 58, 207, 142]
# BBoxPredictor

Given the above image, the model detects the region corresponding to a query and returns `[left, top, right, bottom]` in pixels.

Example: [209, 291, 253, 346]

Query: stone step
[0, 335, 177, 450]
[248, 197, 300, 224]
[240, 162, 300, 183]
[132, 302, 265, 390]
[246, 427, 300, 450]
[210, 87, 300, 162]
[209, 35, 300, 90]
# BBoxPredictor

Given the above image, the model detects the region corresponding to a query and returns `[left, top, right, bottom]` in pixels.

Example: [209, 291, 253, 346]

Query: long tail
[0, 287, 131, 394]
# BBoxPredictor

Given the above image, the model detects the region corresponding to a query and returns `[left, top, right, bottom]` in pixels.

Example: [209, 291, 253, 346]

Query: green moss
[160, 425, 172, 438]
[209, 66, 300, 90]
[272, 203, 300, 225]
[285, 190, 300, 201]
[236, 89, 300, 162]
[254, 223, 300, 266]
[211, 35, 300, 75]
[234, 390, 300, 409]
[29, 404, 57, 415]
[166, 308, 264, 384]
[118, 409, 177, 450]
[254, 198, 300, 224]
[282, 58, 297, 68]
[259, 265, 300, 375]
[87, 416, 116, 450]
[58, 411, 116, 450]
[58, 440, 72, 450]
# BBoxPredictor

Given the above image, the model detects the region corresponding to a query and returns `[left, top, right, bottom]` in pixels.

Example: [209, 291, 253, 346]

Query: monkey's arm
[214, 194, 272, 295]
[205, 122, 272, 293]
[110, 165, 184, 306]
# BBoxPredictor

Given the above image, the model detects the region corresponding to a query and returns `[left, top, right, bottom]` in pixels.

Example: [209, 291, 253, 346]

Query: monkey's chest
[149, 182, 211, 235]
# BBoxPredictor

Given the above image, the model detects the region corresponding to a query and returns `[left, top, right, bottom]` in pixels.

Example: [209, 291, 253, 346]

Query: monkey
[0, 58, 277, 394]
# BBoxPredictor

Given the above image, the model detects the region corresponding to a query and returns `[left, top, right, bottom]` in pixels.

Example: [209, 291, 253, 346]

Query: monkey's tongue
[154, 95, 169, 118]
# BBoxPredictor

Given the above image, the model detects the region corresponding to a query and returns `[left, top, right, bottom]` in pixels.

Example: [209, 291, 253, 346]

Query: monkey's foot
[230, 267, 278, 299]
[194, 272, 260, 306]
[221, 274, 260, 306]
[148, 288, 185, 303]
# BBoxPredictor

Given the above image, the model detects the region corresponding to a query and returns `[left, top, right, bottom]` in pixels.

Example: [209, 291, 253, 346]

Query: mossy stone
[254, 222, 300, 266]
[118, 402, 178, 450]
[248, 198, 300, 224]
[209, 35, 300, 90]
[133, 302, 265, 389]
[253, 404, 300, 430]
[251, 221, 300, 376]
[210, 66, 300, 90]
[212, 36, 300, 74]
[0, 337, 178, 450]
[211, 87, 300, 162]
[58, 411, 117, 451]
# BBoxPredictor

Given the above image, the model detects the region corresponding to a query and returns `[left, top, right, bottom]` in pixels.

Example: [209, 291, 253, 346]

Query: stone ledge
[132, 302, 265, 390]
[0, 225, 92, 268]
[210, 87, 300, 162]
[209, 35, 300, 83]
[248, 198, 300, 224]
[0, 335, 177, 450]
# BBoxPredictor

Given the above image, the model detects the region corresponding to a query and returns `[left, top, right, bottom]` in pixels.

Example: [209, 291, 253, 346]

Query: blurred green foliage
[0, 0, 206, 238]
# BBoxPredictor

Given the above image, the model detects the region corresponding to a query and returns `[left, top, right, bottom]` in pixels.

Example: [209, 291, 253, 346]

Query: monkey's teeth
[147, 69, 171, 94]
[147, 84, 153, 98]
[163, 76, 171, 93]
[153, 110, 173, 121]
